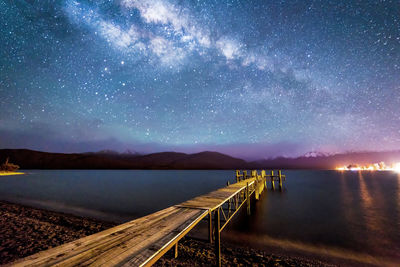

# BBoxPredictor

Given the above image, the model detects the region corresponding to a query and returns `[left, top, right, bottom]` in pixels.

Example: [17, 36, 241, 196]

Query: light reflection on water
[0, 170, 399, 264]
[224, 170, 400, 265]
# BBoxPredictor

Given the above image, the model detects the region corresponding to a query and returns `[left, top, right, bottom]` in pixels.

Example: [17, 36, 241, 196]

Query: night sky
[0, 0, 399, 160]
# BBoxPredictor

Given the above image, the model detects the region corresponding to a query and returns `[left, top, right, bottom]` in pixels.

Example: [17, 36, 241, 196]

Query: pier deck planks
[11, 178, 256, 267]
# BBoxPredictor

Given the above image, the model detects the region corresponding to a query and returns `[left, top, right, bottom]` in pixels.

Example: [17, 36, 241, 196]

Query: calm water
[0, 170, 399, 264]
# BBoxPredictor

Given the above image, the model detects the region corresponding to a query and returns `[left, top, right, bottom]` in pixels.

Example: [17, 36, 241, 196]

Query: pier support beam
[246, 182, 250, 215]
[208, 210, 213, 243]
[271, 170, 275, 190]
[214, 208, 221, 267]
[174, 242, 178, 258]
[260, 176, 264, 194]
[228, 198, 231, 215]
[255, 178, 259, 200]
[264, 175, 267, 189]
[262, 170, 267, 189]
[279, 170, 283, 191]
[235, 170, 241, 182]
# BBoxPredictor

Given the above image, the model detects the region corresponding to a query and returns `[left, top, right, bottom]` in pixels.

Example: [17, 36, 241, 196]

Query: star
[0, 0, 399, 159]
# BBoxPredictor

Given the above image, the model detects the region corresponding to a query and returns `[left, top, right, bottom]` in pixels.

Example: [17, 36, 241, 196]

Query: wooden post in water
[279, 170, 283, 191]
[208, 210, 213, 243]
[227, 181, 231, 215]
[235, 170, 240, 183]
[174, 242, 178, 258]
[262, 170, 267, 189]
[259, 175, 264, 194]
[271, 170, 275, 190]
[255, 177, 259, 200]
[243, 170, 248, 180]
[214, 207, 221, 267]
[246, 182, 250, 215]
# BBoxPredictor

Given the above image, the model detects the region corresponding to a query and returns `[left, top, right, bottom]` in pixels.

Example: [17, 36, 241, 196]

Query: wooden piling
[243, 170, 248, 180]
[255, 178, 259, 200]
[214, 208, 221, 267]
[271, 170, 275, 190]
[235, 170, 240, 182]
[208, 210, 213, 243]
[259, 175, 264, 194]
[264, 173, 267, 189]
[279, 170, 283, 191]
[228, 198, 231, 215]
[174, 242, 178, 258]
[227, 180, 231, 215]
[246, 182, 250, 215]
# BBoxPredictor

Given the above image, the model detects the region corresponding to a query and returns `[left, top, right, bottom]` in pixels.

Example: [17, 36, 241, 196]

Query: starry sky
[0, 0, 399, 160]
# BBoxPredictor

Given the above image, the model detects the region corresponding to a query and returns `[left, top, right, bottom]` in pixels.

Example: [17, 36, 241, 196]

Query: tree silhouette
[0, 157, 20, 171]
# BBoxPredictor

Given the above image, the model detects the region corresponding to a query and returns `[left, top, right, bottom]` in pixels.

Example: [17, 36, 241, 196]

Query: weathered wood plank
[124, 209, 207, 266]
[178, 178, 255, 211]
[75, 209, 204, 266]
[50, 209, 194, 266]
[10, 207, 181, 266]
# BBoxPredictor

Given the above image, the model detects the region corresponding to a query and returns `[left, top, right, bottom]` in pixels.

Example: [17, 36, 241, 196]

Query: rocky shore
[0, 201, 336, 266]
[0, 201, 115, 265]
[155, 237, 336, 267]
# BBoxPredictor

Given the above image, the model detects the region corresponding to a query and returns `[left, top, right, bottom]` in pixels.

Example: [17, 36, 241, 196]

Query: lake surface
[1, 170, 399, 265]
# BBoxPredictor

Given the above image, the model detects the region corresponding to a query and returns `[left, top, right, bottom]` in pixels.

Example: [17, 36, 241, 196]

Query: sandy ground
[1, 200, 341, 266]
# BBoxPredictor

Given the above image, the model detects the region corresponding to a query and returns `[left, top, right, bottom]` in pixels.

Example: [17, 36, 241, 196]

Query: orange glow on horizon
[336, 162, 400, 172]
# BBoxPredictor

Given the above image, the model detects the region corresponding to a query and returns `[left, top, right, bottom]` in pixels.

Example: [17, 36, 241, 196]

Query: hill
[0, 149, 246, 170]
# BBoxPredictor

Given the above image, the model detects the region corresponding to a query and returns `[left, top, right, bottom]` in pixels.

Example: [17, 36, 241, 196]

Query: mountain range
[1, 149, 400, 170]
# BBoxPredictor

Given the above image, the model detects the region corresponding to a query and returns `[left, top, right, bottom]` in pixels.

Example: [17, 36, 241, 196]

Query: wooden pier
[11, 170, 285, 267]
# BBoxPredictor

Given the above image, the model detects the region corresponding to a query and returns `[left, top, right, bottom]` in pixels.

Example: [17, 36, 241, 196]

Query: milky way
[0, 0, 399, 159]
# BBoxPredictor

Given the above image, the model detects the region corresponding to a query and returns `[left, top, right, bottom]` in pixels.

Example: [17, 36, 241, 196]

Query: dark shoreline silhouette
[1, 148, 400, 170]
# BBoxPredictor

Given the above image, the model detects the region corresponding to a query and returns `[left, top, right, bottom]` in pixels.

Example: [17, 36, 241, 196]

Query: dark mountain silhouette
[0, 149, 245, 170]
[169, 151, 246, 169]
[1, 149, 400, 170]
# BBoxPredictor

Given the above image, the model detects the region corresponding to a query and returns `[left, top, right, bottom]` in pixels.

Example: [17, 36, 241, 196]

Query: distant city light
[336, 162, 400, 173]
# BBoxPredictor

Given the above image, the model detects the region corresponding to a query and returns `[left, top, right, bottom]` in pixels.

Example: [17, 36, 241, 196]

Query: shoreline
[0, 172, 24, 176]
[0, 200, 375, 266]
